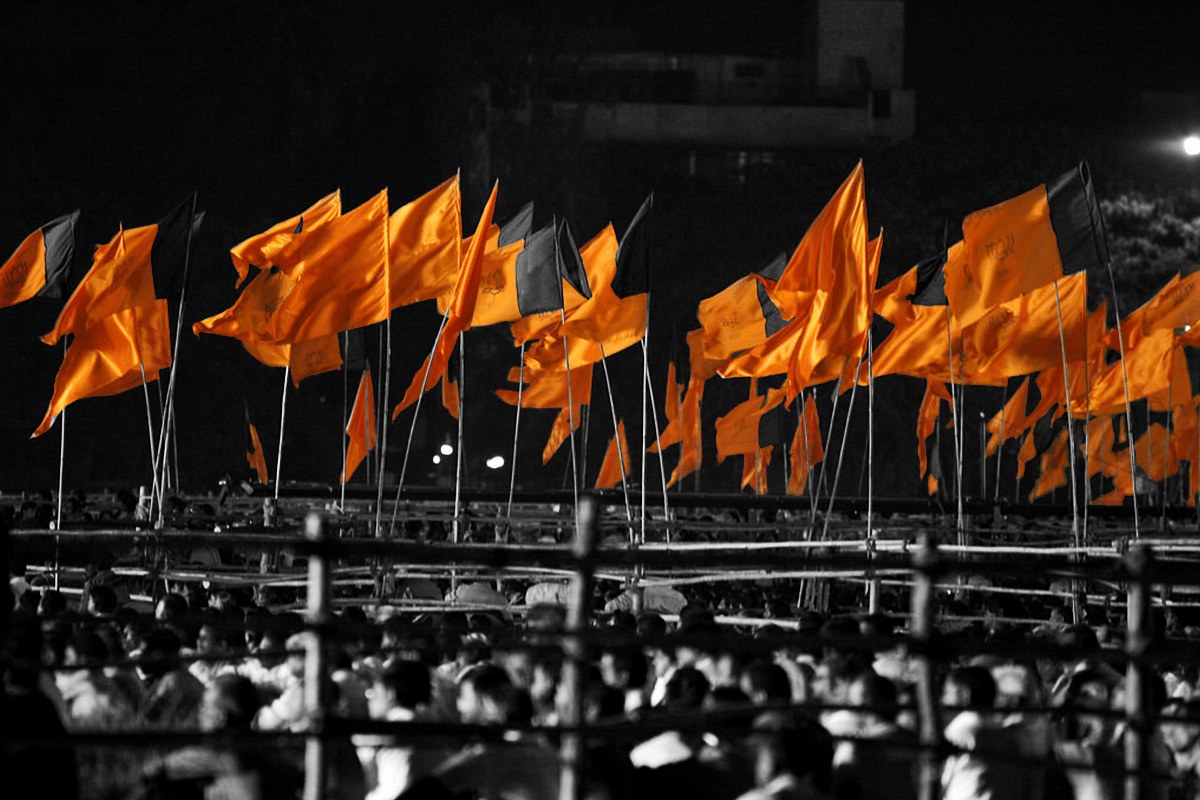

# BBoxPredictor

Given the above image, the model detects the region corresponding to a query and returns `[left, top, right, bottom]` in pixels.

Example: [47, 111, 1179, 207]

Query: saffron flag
[0, 210, 79, 309]
[44, 195, 202, 345]
[396, 182, 498, 416]
[788, 393, 824, 495]
[742, 446, 773, 494]
[696, 253, 789, 361]
[1139, 272, 1200, 335]
[1134, 423, 1179, 483]
[511, 222, 606, 346]
[1082, 415, 1116, 480]
[917, 380, 952, 479]
[595, 420, 630, 489]
[560, 196, 651, 355]
[261, 189, 390, 345]
[873, 262, 919, 325]
[230, 190, 341, 288]
[388, 176, 462, 308]
[463, 218, 563, 328]
[342, 369, 376, 483]
[985, 377, 1032, 457]
[1016, 430, 1038, 479]
[245, 407, 269, 485]
[649, 362, 683, 453]
[288, 336, 343, 386]
[1029, 427, 1071, 501]
[33, 300, 172, 437]
[715, 383, 787, 462]
[948, 162, 1108, 328]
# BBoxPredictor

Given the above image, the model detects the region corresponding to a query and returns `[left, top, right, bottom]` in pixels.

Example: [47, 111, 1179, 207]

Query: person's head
[370, 661, 431, 719]
[38, 589, 67, 619]
[741, 661, 793, 706]
[748, 716, 834, 793]
[942, 666, 996, 712]
[457, 663, 513, 724]
[846, 672, 898, 722]
[600, 644, 648, 692]
[87, 585, 118, 616]
[663, 666, 710, 710]
[155, 593, 188, 623]
[196, 620, 238, 656]
[64, 630, 109, 673]
[200, 675, 261, 732]
[636, 612, 666, 640]
[140, 627, 183, 679]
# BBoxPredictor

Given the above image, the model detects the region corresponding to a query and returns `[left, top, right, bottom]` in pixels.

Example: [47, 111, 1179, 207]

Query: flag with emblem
[230, 190, 341, 288]
[0, 210, 79, 310]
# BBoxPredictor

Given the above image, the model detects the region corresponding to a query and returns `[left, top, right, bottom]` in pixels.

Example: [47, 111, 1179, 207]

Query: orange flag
[33, 300, 172, 437]
[262, 189, 390, 345]
[917, 381, 952, 479]
[966, 272, 1088, 381]
[1082, 415, 1116, 480]
[787, 393, 824, 495]
[947, 163, 1107, 328]
[668, 380, 705, 488]
[396, 182, 498, 416]
[595, 420, 630, 489]
[1088, 329, 1180, 415]
[342, 369, 376, 483]
[1141, 271, 1200, 336]
[873, 262, 919, 325]
[561, 197, 651, 354]
[288, 336, 343, 386]
[715, 382, 787, 462]
[985, 377, 1031, 457]
[696, 255, 789, 362]
[44, 198, 200, 345]
[1029, 428, 1070, 500]
[496, 361, 593, 464]
[389, 176, 462, 308]
[1134, 423, 1179, 483]
[230, 190, 341, 288]
[649, 362, 683, 453]
[1016, 430, 1038, 479]
[0, 210, 79, 309]
[511, 223, 611, 346]
[742, 446, 772, 494]
[245, 408, 269, 485]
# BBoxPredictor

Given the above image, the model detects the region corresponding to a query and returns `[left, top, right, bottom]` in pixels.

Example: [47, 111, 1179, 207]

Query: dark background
[2, 1, 1198, 503]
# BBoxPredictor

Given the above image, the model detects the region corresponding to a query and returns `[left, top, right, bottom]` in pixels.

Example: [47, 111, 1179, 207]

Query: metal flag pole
[374, 318, 393, 537]
[505, 344, 526, 540]
[816, 371, 846, 501]
[798, 390, 818, 522]
[453, 333, 466, 547]
[274, 366, 290, 502]
[1053, 280, 1083, 624]
[389, 306, 452, 536]
[1162, 385, 1172, 532]
[340, 332, 349, 514]
[943, 305, 964, 538]
[155, 192, 198, 521]
[821, 352, 865, 542]
[55, 339, 67, 589]
[139, 363, 161, 523]
[994, 388, 1006, 503]
[866, 328, 878, 613]
[641, 338, 671, 540]
[1106, 261, 1140, 537]
[598, 344, 633, 526]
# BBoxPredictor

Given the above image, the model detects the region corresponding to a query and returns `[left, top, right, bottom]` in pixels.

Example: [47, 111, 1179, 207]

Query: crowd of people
[4, 495, 1200, 800]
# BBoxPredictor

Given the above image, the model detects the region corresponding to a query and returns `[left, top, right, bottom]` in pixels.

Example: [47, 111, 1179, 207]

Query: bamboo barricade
[4, 498, 1198, 797]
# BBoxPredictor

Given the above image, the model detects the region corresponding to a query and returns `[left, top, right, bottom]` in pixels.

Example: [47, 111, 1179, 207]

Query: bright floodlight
[440, 444, 454, 456]
[1184, 135, 1200, 156]
[486, 456, 505, 469]
[432, 455, 442, 465]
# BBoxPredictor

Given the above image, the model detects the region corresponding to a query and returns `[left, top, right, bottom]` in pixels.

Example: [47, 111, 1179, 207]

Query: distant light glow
[432, 455, 442, 465]
[1185, 135, 1200, 157]
[486, 456, 505, 469]
[440, 444, 454, 456]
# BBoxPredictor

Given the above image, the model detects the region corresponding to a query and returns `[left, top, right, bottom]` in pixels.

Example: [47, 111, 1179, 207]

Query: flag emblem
[3, 260, 29, 289]
[480, 267, 505, 296]
[985, 232, 1017, 276]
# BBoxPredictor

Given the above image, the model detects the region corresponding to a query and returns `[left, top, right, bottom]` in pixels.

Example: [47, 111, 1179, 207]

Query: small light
[1184, 135, 1200, 157]
[486, 456, 505, 469]
[440, 444, 454, 456]
[432, 455, 441, 465]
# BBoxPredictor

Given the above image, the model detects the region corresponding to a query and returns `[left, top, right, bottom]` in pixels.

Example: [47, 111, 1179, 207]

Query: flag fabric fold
[231, 190, 341, 288]
[595, 420, 630, 489]
[245, 407, 269, 485]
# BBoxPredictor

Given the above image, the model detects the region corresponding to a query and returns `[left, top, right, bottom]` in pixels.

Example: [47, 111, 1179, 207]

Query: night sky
[2, 1, 1197, 500]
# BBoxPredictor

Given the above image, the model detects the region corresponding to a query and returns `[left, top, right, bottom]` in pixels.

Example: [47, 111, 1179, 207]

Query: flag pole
[993, 388, 1006, 503]
[1052, 280, 1083, 624]
[453, 333, 466, 549]
[275, 366, 289, 502]
[640, 333, 648, 544]
[390, 306, 452, 535]
[505, 345, 525, 541]
[598, 344, 633, 527]
[340, 332, 349, 514]
[641, 338, 671, 538]
[562, 336, 580, 515]
[798, 391, 817, 521]
[943, 305, 964, 538]
[1162, 386, 1172, 532]
[374, 318, 392, 537]
[821, 352, 865, 542]
[155, 192, 198, 522]
[817, 371, 846, 501]
[139, 363, 161, 522]
[1106, 262, 1140, 537]
[55, 340, 67, 589]
[867, 329, 878, 613]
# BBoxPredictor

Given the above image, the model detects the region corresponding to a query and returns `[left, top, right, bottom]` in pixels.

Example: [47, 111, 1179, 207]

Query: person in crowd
[138, 627, 205, 729]
[738, 716, 834, 800]
[356, 660, 439, 800]
[940, 665, 1032, 800]
[830, 671, 917, 800]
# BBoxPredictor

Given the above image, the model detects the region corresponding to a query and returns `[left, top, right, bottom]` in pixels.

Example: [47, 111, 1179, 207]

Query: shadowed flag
[0, 210, 79, 309]
[342, 369, 376, 483]
[245, 405, 269, 485]
[595, 420, 630, 489]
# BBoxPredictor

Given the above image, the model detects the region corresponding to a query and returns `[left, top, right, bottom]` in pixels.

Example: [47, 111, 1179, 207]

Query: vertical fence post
[1124, 545, 1152, 800]
[911, 535, 943, 800]
[303, 512, 332, 800]
[560, 494, 598, 800]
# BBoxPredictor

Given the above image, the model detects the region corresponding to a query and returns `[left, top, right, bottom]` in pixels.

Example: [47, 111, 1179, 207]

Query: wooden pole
[911, 535, 943, 800]
[559, 495, 598, 800]
[1123, 545, 1152, 800]
[302, 512, 332, 800]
